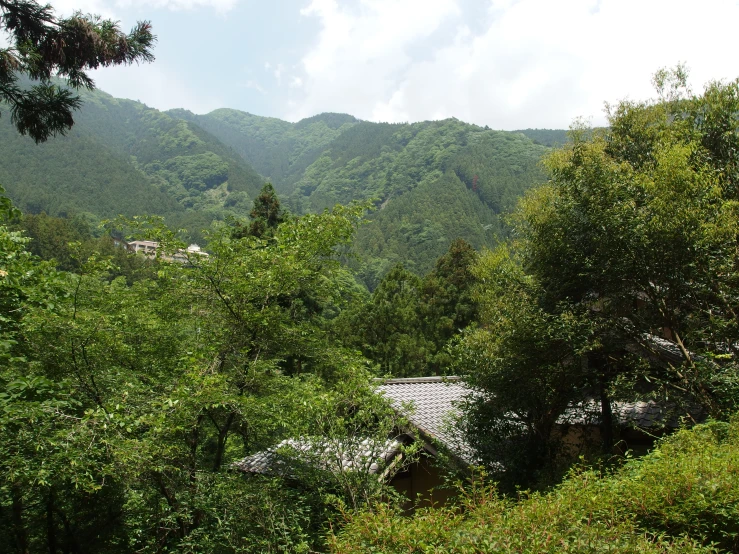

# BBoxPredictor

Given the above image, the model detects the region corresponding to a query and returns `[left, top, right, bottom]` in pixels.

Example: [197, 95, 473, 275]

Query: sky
[31, 0, 739, 129]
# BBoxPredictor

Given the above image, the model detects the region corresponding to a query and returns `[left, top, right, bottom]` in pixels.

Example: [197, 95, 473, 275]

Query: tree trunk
[599, 375, 614, 455]
[212, 412, 235, 472]
[46, 488, 57, 554]
[11, 482, 28, 554]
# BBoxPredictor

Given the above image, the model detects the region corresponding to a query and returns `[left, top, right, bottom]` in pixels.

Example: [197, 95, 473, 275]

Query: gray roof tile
[234, 437, 401, 477]
[375, 377, 474, 462]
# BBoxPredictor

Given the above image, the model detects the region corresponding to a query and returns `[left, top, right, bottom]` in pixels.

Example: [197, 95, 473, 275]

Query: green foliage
[344, 264, 433, 377]
[231, 183, 286, 239]
[515, 128, 570, 147]
[0, 197, 404, 553]
[438, 69, 739, 500]
[169, 109, 358, 194]
[513, 69, 739, 419]
[0, 110, 182, 219]
[0, 0, 155, 142]
[151, 152, 230, 192]
[342, 239, 480, 377]
[2, 86, 551, 274]
[10, 212, 159, 281]
[454, 245, 596, 488]
[166, 110, 549, 286]
[0, 85, 267, 243]
[330, 417, 739, 553]
[350, 169, 499, 286]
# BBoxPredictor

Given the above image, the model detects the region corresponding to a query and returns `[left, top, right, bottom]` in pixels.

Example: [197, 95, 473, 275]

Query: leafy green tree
[456, 68, 739, 488]
[0, 191, 401, 552]
[342, 240, 480, 378]
[453, 246, 595, 488]
[0, 0, 155, 142]
[419, 238, 479, 372]
[345, 263, 432, 377]
[515, 68, 739, 421]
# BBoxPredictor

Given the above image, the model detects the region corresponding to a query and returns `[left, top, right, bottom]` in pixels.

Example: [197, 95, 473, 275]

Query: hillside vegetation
[169, 110, 550, 284]
[330, 420, 739, 553]
[2, 67, 739, 553]
[2, 81, 556, 282]
[2, 85, 266, 242]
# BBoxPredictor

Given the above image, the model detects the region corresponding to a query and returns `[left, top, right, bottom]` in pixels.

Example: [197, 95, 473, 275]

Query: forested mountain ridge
[166, 108, 360, 192]
[1, 85, 266, 242]
[167, 109, 553, 285]
[515, 128, 570, 147]
[2, 83, 561, 283]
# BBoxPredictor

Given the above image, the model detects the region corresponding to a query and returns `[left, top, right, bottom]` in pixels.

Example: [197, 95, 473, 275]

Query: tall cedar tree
[233, 183, 285, 239]
[0, 0, 155, 142]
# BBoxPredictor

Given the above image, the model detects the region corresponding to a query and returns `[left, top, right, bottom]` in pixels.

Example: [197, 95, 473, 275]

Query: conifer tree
[233, 183, 285, 239]
[0, 0, 155, 142]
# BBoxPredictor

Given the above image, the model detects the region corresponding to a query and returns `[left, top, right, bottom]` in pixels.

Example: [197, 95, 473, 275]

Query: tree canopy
[0, 0, 155, 142]
[455, 67, 739, 488]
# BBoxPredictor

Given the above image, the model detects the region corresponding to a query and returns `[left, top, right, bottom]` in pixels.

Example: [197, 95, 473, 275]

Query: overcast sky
[39, 0, 739, 129]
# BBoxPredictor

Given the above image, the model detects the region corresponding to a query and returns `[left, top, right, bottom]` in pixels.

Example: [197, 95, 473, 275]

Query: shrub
[329, 417, 739, 553]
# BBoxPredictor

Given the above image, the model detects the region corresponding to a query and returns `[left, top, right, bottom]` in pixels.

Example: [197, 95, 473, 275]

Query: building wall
[390, 454, 456, 510]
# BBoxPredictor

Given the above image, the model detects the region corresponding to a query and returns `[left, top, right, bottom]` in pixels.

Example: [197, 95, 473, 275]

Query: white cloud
[289, 76, 303, 88]
[48, 0, 116, 18]
[49, 0, 238, 17]
[244, 80, 267, 94]
[290, 0, 739, 129]
[90, 63, 224, 114]
[273, 63, 285, 83]
[288, 0, 461, 121]
[115, 0, 238, 13]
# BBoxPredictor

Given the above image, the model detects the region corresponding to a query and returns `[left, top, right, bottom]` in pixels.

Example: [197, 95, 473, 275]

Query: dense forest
[1, 11, 739, 549]
[168, 109, 549, 285]
[1, 83, 551, 287]
[0, 84, 266, 245]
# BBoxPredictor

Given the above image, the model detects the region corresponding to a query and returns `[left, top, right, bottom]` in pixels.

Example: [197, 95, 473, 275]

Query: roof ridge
[373, 376, 462, 384]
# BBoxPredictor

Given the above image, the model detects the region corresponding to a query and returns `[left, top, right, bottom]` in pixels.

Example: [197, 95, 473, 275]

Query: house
[235, 375, 690, 506]
[128, 240, 159, 256]
[234, 377, 470, 508]
[373, 376, 472, 506]
[234, 437, 403, 478]
[127, 240, 209, 263]
[374, 376, 693, 483]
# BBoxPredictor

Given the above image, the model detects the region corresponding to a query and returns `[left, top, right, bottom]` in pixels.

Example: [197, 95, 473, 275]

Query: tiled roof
[626, 333, 691, 364]
[234, 437, 401, 477]
[374, 378, 690, 461]
[561, 399, 690, 428]
[374, 377, 473, 462]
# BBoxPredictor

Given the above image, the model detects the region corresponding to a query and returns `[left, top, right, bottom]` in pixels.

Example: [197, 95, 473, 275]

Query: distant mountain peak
[295, 113, 359, 130]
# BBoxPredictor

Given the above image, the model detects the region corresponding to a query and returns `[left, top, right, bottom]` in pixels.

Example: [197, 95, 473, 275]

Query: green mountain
[168, 111, 550, 286]
[1, 86, 265, 242]
[515, 128, 570, 147]
[2, 85, 559, 286]
[165, 108, 359, 195]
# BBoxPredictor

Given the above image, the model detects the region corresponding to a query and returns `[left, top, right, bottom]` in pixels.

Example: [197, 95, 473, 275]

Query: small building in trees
[127, 240, 209, 262]
[234, 377, 471, 508]
[235, 375, 688, 505]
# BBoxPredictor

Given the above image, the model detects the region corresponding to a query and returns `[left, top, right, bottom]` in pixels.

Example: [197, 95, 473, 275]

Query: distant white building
[127, 240, 209, 262]
[127, 240, 159, 256]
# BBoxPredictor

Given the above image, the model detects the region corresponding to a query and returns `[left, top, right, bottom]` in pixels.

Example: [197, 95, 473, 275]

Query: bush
[329, 417, 739, 553]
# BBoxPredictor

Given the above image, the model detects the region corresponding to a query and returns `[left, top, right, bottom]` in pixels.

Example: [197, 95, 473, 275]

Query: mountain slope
[1, 86, 266, 241]
[168, 112, 553, 286]
[0, 114, 179, 219]
[166, 108, 358, 194]
[2, 85, 559, 284]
